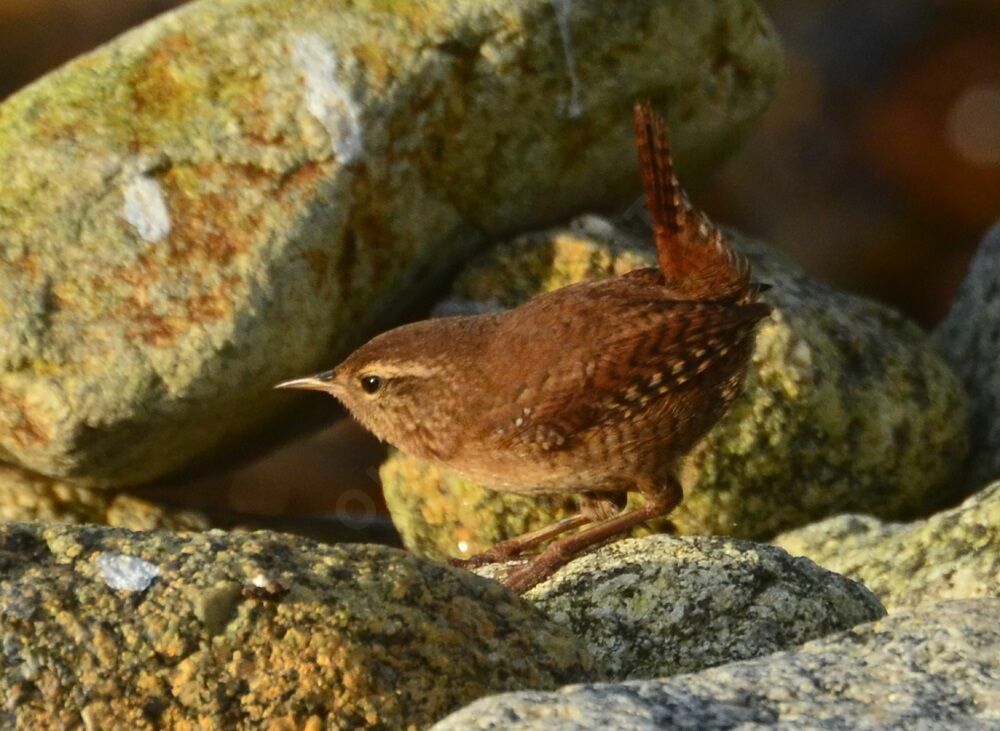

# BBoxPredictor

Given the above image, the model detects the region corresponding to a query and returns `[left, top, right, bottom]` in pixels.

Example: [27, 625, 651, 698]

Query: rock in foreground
[481, 535, 884, 681]
[384, 216, 969, 560]
[0, 523, 592, 729]
[0, 0, 783, 488]
[774, 481, 1000, 611]
[433, 599, 1000, 730]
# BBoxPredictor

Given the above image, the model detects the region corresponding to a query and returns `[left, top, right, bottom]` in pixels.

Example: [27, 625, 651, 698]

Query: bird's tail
[633, 101, 756, 304]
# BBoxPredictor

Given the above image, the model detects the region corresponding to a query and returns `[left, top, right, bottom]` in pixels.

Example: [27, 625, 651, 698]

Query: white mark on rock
[122, 174, 171, 243]
[550, 0, 584, 118]
[292, 33, 363, 163]
[97, 552, 160, 592]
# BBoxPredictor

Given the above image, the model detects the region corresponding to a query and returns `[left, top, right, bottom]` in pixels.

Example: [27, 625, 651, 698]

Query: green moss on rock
[481, 535, 885, 681]
[774, 481, 1000, 611]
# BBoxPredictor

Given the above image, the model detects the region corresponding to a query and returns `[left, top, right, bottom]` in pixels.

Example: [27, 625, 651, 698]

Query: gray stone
[0, 522, 592, 729]
[935, 222, 1000, 489]
[432, 599, 1000, 730]
[0, 0, 783, 488]
[482, 535, 884, 681]
[383, 215, 970, 561]
[774, 481, 1000, 611]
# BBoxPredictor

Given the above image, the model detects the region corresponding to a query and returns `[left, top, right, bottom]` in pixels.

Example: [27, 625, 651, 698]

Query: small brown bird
[278, 103, 771, 592]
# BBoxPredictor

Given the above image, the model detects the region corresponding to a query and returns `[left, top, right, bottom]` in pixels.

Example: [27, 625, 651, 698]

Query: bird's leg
[450, 491, 630, 569]
[449, 513, 592, 569]
[501, 476, 683, 594]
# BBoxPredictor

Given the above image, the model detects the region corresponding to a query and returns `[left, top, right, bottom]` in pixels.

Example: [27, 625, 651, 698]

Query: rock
[481, 535, 884, 681]
[934, 222, 1000, 489]
[0, 463, 211, 531]
[0, 523, 592, 729]
[432, 598, 1000, 730]
[383, 216, 969, 560]
[774, 481, 1000, 611]
[380, 454, 579, 561]
[0, 0, 783, 489]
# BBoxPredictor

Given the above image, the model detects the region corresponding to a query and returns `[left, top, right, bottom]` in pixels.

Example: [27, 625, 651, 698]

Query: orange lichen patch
[213, 65, 276, 147]
[123, 303, 181, 347]
[0, 392, 48, 448]
[184, 274, 240, 324]
[352, 42, 393, 90]
[14, 252, 40, 279]
[119, 273, 240, 347]
[160, 164, 265, 266]
[130, 33, 201, 122]
[111, 250, 156, 291]
[98, 161, 287, 346]
[276, 161, 328, 202]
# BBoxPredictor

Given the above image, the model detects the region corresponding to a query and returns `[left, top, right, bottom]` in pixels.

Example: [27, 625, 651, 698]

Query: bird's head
[275, 320, 471, 457]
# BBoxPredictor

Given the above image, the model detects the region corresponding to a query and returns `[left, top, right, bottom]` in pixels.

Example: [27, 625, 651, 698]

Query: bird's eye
[360, 375, 383, 394]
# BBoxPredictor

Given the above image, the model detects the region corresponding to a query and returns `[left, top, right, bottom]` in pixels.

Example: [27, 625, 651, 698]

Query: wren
[277, 103, 771, 593]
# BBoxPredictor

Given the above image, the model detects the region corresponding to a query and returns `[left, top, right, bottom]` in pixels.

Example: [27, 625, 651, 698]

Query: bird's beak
[274, 369, 338, 393]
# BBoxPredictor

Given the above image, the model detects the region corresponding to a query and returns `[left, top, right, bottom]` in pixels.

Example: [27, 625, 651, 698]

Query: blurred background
[2, 0, 998, 536]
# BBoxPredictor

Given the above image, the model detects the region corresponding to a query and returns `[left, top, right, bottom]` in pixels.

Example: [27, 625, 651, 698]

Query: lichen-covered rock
[379, 453, 579, 561]
[0, 463, 211, 531]
[432, 599, 1000, 730]
[0, 523, 593, 729]
[383, 216, 969, 560]
[479, 535, 884, 680]
[0, 0, 783, 489]
[774, 481, 1000, 611]
[934, 222, 1000, 489]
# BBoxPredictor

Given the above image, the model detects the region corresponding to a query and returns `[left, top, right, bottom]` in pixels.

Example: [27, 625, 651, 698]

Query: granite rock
[934, 222, 1000, 489]
[0, 522, 593, 729]
[383, 216, 969, 560]
[481, 535, 885, 680]
[0, 0, 783, 488]
[0, 463, 211, 531]
[432, 599, 1000, 730]
[774, 480, 1000, 611]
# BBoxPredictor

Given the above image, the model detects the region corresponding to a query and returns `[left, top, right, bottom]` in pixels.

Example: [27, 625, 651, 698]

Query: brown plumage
[277, 103, 771, 592]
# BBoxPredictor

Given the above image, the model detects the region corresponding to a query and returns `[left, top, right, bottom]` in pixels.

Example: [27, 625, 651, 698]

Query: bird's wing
[501, 298, 770, 452]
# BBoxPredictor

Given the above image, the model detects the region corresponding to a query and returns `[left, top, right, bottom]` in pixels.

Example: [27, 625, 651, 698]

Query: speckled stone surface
[481, 535, 883, 681]
[0, 523, 593, 729]
[774, 481, 1000, 611]
[935, 222, 1000, 489]
[383, 216, 969, 560]
[432, 599, 1000, 730]
[0, 0, 783, 489]
[0, 463, 211, 531]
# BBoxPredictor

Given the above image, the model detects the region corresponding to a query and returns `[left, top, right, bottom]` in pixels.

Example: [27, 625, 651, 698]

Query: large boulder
[383, 216, 969, 560]
[0, 523, 592, 729]
[934, 222, 1000, 489]
[432, 599, 1000, 730]
[774, 480, 1000, 611]
[0, 0, 783, 488]
[480, 535, 884, 681]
